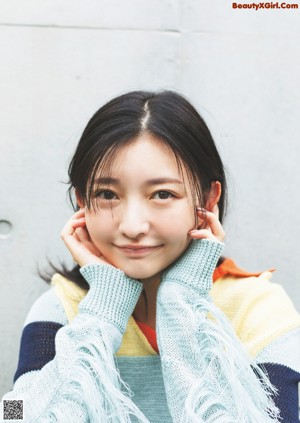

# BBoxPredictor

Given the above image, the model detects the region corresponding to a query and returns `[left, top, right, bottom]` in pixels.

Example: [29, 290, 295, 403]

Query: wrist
[162, 239, 224, 292]
[79, 263, 143, 333]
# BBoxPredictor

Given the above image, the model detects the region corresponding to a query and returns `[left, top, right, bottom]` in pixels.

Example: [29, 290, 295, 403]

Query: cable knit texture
[3, 239, 299, 422]
[162, 239, 224, 291]
[2, 264, 147, 423]
[79, 263, 143, 335]
[157, 239, 280, 422]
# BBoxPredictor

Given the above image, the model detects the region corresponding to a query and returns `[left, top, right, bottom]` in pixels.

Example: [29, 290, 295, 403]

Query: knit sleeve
[156, 239, 281, 422]
[2, 264, 149, 423]
[255, 326, 300, 422]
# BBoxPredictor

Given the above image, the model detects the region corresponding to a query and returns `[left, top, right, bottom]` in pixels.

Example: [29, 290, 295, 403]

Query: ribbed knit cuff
[79, 264, 143, 333]
[162, 239, 224, 292]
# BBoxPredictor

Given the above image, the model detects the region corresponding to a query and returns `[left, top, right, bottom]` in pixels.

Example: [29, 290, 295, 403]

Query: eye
[152, 190, 175, 200]
[95, 190, 118, 200]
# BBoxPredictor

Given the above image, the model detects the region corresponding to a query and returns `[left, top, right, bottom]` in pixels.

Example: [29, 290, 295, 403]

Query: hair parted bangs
[67, 90, 227, 222]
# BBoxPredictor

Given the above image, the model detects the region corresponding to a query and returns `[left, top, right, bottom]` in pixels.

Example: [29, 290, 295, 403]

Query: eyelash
[152, 190, 176, 200]
[94, 190, 176, 201]
[94, 190, 118, 200]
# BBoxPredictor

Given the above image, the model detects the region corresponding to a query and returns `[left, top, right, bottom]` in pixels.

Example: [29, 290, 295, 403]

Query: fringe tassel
[182, 296, 281, 423]
[39, 325, 150, 423]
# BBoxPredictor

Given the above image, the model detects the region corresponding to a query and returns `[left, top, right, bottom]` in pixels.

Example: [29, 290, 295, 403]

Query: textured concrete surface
[0, 0, 299, 397]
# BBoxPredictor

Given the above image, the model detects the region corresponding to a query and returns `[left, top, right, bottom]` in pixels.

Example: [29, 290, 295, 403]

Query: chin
[124, 270, 155, 280]
[119, 264, 160, 281]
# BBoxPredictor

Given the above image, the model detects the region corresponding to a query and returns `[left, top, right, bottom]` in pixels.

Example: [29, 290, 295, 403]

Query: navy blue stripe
[14, 321, 63, 383]
[257, 362, 300, 422]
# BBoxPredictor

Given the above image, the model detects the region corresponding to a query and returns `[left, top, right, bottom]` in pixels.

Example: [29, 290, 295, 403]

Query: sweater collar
[213, 258, 275, 282]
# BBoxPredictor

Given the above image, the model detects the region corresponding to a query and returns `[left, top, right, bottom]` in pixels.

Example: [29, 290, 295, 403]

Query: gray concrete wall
[0, 0, 299, 397]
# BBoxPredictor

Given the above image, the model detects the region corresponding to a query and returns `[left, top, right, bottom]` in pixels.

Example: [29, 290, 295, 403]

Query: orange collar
[213, 258, 275, 282]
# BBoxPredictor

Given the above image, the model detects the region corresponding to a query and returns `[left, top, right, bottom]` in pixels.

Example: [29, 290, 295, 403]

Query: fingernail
[196, 207, 206, 212]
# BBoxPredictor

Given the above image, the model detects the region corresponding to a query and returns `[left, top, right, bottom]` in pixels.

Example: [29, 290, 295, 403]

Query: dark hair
[40, 90, 227, 289]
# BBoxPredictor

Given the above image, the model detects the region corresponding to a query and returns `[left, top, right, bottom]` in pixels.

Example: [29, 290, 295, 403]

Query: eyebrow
[94, 177, 183, 185]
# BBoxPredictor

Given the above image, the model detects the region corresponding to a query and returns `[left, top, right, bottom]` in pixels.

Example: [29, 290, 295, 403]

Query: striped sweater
[2, 239, 300, 422]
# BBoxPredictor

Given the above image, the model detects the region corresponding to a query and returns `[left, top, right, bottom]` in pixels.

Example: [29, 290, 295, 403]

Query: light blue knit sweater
[2, 239, 281, 422]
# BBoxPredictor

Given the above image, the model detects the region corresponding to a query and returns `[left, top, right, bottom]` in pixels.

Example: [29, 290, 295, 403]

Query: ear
[75, 188, 84, 209]
[205, 181, 222, 212]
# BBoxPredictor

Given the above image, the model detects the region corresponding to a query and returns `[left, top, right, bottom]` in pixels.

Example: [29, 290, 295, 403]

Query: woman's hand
[188, 205, 225, 242]
[60, 209, 109, 268]
[159, 205, 224, 294]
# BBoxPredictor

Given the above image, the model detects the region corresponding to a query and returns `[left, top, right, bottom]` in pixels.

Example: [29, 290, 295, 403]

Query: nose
[118, 202, 150, 239]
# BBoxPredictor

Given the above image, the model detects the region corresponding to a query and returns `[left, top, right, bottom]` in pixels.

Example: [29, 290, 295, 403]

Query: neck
[132, 274, 161, 330]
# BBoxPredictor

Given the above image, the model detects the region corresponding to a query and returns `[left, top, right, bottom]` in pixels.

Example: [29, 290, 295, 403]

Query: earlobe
[205, 181, 222, 212]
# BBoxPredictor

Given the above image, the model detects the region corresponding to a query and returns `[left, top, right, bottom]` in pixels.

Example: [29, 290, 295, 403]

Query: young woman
[3, 91, 300, 422]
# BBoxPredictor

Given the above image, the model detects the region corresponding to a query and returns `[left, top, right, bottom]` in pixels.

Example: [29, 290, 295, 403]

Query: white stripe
[256, 326, 300, 372]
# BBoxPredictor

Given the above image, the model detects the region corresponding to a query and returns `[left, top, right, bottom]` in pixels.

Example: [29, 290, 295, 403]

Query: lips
[117, 245, 160, 249]
[114, 244, 163, 257]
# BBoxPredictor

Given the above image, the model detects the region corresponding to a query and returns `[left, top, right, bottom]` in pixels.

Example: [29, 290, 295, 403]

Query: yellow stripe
[51, 271, 300, 358]
[116, 317, 157, 356]
[51, 273, 86, 323]
[51, 273, 157, 356]
[210, 272, 300, 357]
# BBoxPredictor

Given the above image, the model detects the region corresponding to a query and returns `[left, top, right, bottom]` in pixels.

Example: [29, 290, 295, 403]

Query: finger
[70, 209, 86, 221]
[73, 230, 81, 242]
[211, 204, 220, 220]
[196, 208, 225, 240]
[62, 217, 85, 235]
[60, 218, 85, 242]
[74, 226, 91, 243]
[189, 229, 215, 240]
[195, 208, 209, 230]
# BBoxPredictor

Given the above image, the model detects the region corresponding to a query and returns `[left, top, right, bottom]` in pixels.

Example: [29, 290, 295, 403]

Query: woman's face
[78, 134, 198, 282]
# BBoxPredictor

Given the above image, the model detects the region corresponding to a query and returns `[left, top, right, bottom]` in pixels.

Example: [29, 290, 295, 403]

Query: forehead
[98, 135, 184, 179]
[86, 134, 199, 209]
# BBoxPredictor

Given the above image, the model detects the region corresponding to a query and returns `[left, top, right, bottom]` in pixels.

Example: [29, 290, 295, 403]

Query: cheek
[85, 213, 113, 244]
[155, 206, 195, 239]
